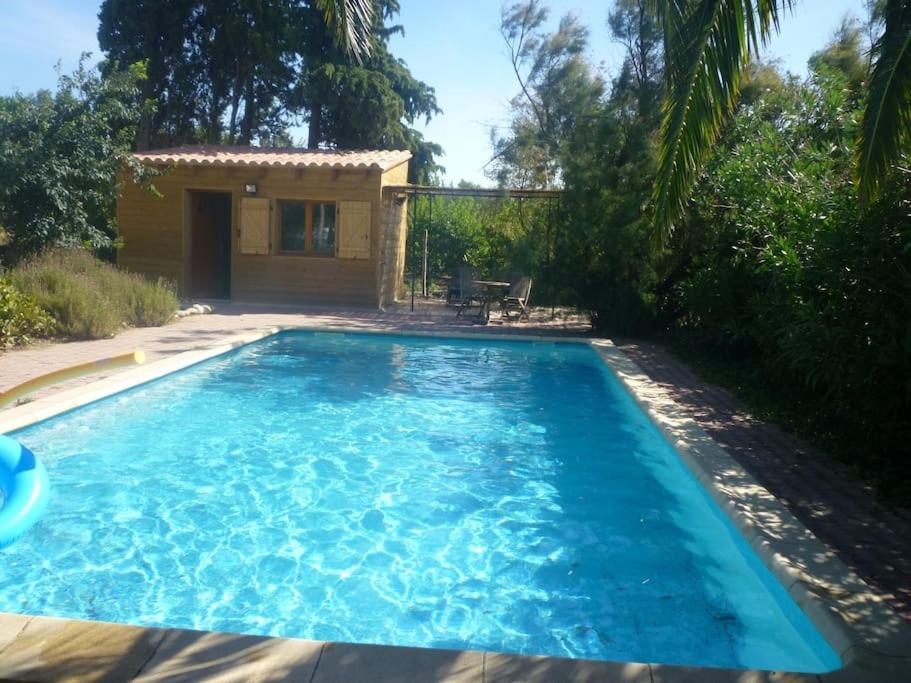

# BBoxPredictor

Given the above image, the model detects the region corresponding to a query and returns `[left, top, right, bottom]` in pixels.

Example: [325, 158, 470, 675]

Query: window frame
[276, 198, 338, 258]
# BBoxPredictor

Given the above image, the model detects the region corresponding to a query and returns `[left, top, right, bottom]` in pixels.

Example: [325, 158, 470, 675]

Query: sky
[0, 0, 867, 185]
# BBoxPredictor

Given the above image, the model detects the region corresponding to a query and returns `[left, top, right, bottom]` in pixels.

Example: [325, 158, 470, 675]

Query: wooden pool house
[116, 146, 412, 308]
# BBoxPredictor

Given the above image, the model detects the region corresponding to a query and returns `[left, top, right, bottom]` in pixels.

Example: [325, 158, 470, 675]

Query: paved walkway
[1, 304, 907, 625]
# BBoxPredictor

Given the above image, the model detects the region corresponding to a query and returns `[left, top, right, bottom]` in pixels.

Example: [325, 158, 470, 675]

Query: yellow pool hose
[0, 350, 146, 409]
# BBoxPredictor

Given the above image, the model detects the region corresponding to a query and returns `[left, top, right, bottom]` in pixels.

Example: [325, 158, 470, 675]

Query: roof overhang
[132, 146, 412, 173]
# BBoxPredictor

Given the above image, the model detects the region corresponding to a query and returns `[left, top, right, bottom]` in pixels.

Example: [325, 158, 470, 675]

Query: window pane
[281, 202, 307, 251]
[311, 202, 336, 255]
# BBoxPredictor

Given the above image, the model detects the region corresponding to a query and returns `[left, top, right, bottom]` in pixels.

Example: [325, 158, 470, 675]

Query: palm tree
[652, 0, 911, 243]
[315, 0, 374, 63]
[857, 0, 911, 202]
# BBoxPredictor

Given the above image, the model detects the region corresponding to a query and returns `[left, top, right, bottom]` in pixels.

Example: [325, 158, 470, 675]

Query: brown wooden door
[190, 192, 231, 298]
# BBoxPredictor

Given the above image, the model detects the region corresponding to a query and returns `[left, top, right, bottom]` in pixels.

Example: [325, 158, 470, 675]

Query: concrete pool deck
[1, 304, 909, 681]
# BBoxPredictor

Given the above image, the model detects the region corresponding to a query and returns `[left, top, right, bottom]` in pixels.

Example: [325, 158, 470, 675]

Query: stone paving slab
[11, 612, 904, 683]
[313, 642, 483, 682]
[483, 652, 650, 682]
[0, 611, 31, 652]
[134, 629, 323, 682]
[0, 612, 842, 683]
[0, 614, 166, 682]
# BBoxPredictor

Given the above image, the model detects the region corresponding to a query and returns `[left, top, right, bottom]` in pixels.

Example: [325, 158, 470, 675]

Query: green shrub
[0, 279, 54, 347]
[10, 258, 120, 338]
[92, 263, 178, 327]
[8, 249, 178, 340]
[665, 71, 911, 500]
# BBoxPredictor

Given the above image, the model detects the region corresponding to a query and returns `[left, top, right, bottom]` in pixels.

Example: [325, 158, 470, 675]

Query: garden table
[471, 280, 511, 324]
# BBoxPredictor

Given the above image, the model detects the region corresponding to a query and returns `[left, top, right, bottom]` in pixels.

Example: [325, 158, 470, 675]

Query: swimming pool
[3, 331, 838, 671]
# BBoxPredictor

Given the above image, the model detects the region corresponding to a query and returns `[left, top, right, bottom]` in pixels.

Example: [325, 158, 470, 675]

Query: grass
[7, 249, 178, 340]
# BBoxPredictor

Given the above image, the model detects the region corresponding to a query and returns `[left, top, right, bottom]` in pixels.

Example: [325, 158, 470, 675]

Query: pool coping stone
[0, 325, 908, 682]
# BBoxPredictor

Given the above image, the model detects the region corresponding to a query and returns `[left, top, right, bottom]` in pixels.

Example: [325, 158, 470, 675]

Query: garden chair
[501, 276, 533, 320]
[447, 266, 478, 303]
[450, 267, 482, 316]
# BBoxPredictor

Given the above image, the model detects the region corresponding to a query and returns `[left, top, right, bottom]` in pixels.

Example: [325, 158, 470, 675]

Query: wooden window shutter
[239, 197, 271, 255]
[337, 201, 371, 259]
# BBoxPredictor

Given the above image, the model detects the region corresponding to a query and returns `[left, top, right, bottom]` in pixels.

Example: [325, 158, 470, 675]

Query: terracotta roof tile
[133, 146, 411, 172]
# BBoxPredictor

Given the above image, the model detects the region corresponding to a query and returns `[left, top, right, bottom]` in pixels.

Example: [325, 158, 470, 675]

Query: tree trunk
[308, 100, 322, 149]
[240, 71, 255, 144]
[135, 75, 157, 150]
[635, 0, 653, 118]
[207, 86, 222, 144]
[136, 110, 152, 151]
[228, 63, 242, 144]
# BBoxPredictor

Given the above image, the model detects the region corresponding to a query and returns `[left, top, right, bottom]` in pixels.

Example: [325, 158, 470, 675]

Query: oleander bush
[661, 68, 911, 499]
[8, 249, 178, 339]
[0, 279, 54, 347]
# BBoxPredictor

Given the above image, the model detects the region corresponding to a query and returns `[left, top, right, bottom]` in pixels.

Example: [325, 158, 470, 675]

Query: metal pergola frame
[384, 184, 563, 200]
[383, 184, 563, 314]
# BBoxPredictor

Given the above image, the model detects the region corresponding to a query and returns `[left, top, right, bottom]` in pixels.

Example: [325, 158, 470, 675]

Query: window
[311, 203, 336, 255]
[280, 202, 307, 252]
[279, 200, 336, 256]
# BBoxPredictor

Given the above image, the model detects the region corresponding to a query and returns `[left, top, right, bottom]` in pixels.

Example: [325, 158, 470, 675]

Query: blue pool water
[3, 332, 838, 671]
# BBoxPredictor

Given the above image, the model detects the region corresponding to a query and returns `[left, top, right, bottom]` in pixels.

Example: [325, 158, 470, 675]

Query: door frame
[184, 189, 233, 300]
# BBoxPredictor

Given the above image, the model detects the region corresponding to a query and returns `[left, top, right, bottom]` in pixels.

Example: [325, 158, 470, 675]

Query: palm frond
[857, 0, 911, 204]
[652, 0, 794, 245]
[315, 0, 374, 64]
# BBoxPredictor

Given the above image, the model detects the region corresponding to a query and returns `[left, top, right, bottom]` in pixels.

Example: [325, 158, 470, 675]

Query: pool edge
[0, 325, 907, 682]
[590, 339, 911, 681]
[0, 326, 283, 433]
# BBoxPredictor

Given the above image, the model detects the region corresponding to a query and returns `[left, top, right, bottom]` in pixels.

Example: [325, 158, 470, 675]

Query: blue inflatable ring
[0, 435, 49, 549]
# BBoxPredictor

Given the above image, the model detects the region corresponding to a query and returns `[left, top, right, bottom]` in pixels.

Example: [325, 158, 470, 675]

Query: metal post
[425, 195, 433, 297]
[422, 229, 428, 297]
[545, 196, 553, 317]
[410, 191, 417, 312]
[551, 197, 559, 318]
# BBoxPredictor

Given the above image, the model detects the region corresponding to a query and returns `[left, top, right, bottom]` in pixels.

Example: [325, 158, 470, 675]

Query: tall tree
[608, 0, 663, 117]
[492, 0, 664, 328]
[555, 0, 664, 331]
[808, 17, 868, 91]
[857, 0, 911, 202]
[296, 0, 442, 182]
[97, 0, 440, 179]
[99, 0, 297, 148]
[492, 1, 604, 187]
[97, 0, 197, 150]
